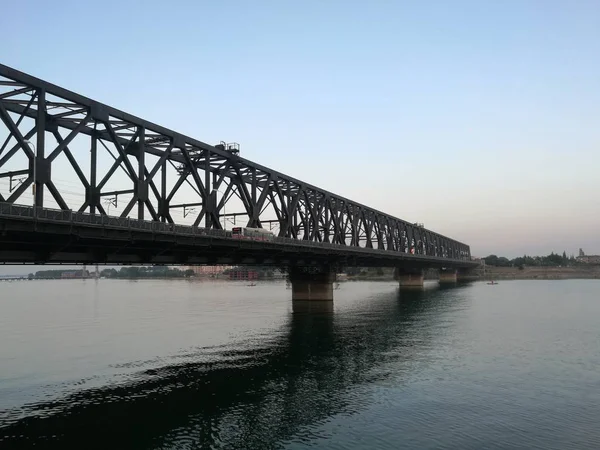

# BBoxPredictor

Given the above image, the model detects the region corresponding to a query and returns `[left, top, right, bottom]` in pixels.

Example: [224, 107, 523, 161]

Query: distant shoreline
[8, 276, 286, 282]
[480, 265, 600, 280]
[7, 267, 600, 283]
[346, 266, 600, 282]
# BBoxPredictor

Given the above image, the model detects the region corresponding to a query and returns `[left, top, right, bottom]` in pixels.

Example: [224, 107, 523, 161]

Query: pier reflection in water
[0, 281, 463, 449]
[2, 279, 600, 449]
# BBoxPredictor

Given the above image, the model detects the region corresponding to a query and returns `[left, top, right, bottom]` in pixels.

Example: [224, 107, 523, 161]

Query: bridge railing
[0, 203, 473, 262]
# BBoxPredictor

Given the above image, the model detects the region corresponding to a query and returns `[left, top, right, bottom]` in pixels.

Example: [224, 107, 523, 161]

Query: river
[1, 279, 599, 449]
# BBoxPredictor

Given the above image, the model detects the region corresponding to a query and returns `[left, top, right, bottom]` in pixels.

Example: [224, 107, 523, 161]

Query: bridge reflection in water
[0, 284, 470, 449]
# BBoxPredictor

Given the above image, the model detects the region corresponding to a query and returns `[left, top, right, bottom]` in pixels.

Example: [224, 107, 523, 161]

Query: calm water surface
[1, 279, 599, 449]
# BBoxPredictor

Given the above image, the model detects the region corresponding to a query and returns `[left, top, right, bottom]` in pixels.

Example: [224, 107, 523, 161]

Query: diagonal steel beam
[144, 199, 159, 221]
[267, 190, 283, 222]
[119, 196, 137, 218]
[0, 93, 36, 157]
[52, 129, 91, 189]
[0, 100, 34, 159]
[46, 180, 69, 210]
[7, 177, 32, 203]
[192, 207, 206, 227]
[282, 189, 301, 238]
[148, 140, 173, 180]
[106, 124, 137, 181]
[248, 173, 272, 227]
[0, 126, 36, 169]
[166, 169, 190, 203]
[97, 155, 125, 191]
[0, 87, 34, 100]
[178, 145, 206, 198]
[46, 114, 91, 162]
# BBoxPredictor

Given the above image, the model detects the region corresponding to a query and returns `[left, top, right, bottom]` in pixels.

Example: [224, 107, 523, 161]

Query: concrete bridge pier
[394, 268, 424, 288]
[288, 266, 336, 302]
[439, 268, 458, 284]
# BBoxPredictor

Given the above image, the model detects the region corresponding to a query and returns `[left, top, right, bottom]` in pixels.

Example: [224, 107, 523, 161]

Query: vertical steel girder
[0, 63, 472, 261]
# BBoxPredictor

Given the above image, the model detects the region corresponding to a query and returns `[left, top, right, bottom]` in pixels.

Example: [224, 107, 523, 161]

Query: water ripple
[1, 280, 599, 449]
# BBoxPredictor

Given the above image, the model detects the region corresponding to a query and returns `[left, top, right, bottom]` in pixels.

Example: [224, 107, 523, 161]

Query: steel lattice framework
[0, 63, 471, 260]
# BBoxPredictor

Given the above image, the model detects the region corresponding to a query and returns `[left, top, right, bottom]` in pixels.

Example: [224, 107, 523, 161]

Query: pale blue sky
[1, 0, 599, 260]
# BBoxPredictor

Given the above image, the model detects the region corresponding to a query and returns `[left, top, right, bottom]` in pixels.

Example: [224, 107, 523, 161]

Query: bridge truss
[0, 64, 471, 260]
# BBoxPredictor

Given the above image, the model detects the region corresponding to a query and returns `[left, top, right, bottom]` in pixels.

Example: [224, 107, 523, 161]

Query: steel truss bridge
[0, 63, 475, 270]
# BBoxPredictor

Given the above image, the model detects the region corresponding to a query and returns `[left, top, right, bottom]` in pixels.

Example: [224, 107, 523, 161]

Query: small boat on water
[247, 282, 257, 287]
[487, 281, 498, 285]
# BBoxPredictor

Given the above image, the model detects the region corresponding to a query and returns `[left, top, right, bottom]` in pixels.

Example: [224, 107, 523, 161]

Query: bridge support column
[457, 268, 478, 282]
[395, 268, 424, 288]
[289, 266, 336, 302]
[439, 268, 457, 284]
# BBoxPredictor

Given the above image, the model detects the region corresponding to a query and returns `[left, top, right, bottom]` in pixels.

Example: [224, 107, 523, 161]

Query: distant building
[576, 255, 600, 265]
[576, 249, 600, 264]
[184, 265, 232, 276]
[229, 269, 259, 280]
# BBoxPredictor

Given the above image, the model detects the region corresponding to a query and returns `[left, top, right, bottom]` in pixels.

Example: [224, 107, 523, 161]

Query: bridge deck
[0, 204, 476, 269]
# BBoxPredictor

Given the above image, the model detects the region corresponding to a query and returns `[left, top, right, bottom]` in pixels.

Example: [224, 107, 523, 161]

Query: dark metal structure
[0, 203, 477, 268]
[0, 63, 472, 263]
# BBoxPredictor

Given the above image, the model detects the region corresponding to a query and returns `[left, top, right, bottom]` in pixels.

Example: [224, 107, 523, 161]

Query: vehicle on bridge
[231, 226, 275, 241]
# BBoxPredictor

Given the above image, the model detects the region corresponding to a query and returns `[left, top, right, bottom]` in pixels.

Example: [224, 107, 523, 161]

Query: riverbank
[14, 267, 600, 282]
[482, 266, 600, 280]
[346, 266, 600, 282]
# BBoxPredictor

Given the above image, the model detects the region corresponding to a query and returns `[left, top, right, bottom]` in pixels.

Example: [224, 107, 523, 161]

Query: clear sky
[1, 0, 599, 265]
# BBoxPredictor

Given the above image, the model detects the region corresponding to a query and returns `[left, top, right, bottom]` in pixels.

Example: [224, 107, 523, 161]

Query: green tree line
[29, 267, 195, 279]
[483, 252, 575, 268]
[30, 269, 90, 279]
